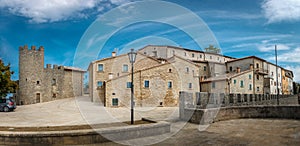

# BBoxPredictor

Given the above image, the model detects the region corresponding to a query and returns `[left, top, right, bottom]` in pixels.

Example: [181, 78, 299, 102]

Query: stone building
[88, 50, 202, 107]
[88, 45, 294, 107]
[282, 69, 294, 95]
[224, 56, 267, 94]
[18, 45, 85, 105]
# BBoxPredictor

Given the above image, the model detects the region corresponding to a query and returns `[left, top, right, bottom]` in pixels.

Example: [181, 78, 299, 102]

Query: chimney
[237, 67, 241, 73]
[53, 65, 58, 69]
[46, 64, 51, 68]
[250, 64, 253, 70]
[200, 76, 204, 81]
[112, 51, 116, 57]
[31, 46, 36, 50]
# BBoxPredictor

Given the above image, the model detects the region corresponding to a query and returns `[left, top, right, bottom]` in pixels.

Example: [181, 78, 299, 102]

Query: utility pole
[275, 45, 279, 105]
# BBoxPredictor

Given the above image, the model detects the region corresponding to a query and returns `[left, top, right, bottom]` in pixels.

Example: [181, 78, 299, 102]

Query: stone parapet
[0, 120, 170, 145]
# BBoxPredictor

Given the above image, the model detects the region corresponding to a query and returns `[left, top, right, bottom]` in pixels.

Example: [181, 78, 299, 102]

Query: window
[200, 55, 202, 58]
[192, 53, 195, 57]
[204, 66, 207, 71]
[274, 81, 276, 86]
[127, 82, 132, 88]
[210, 56, 212, 59]
[204, 76, 207, 79]
[37, 81, 40, 85]
[212, 82, 216, 88]
[256, 63, 259, 68]
[52, 94, 56, 98]
[229, 66, 233, 72]
[98, 64, 104, 72]
[249, 75, 252, 79]
[256, 75, 259, 80]
[144, 80, 149, 88]
[257, 87, 260, 91]
[168, 81, 172, 89]
[279, 74, 280, 77]
[271, 72, 274, 76]
[233, 79, 236, 84]
[249, 84, 252, 90]
[97, 81, 103, 87]
[123, 64, 128, 72]
[186, 67, 189, 73]
[217, 57, 219, 60]
[144, 52, 147, 55]
[153, 51, 157, 57]
[173, 50, 175, 55]
[112, 98, 118, 106]
[168, 69, 172, 73]
[184, 52, 187, 56]
[52, 79, 56, 85]
[240, 80, 244, 88]
[188, 83, 192, 89]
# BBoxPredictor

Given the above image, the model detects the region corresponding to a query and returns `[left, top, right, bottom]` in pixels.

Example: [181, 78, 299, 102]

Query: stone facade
[88, 52, 161, 104]
[225, 56, 288, 95]
[88, 45, 294, 107]
[18, 45, 85, 105]
[88, 52, 202, 107]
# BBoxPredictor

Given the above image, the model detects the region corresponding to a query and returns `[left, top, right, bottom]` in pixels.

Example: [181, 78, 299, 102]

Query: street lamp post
[128, 49, 137, 124]
[275, 45, 279, 105]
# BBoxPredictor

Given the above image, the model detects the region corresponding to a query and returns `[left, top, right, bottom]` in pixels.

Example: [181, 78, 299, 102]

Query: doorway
[36, 93, 41, 103]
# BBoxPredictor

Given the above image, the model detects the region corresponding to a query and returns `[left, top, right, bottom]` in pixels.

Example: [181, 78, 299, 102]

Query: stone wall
[90, 53, 161, 103]
[105, 63, 181, 107]
[18, 45, 84, 105]
[0, 120, 170, 145]
[19, 45, 44, 105]
[179, 91, 300, 124]
[179, 92, 298, 110]
[94, 54, 201, 107]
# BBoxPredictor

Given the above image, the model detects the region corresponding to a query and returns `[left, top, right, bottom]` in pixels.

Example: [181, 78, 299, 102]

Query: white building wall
[268, 63, 282, 95]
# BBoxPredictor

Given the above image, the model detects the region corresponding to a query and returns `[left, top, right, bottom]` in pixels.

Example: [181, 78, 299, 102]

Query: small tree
[0, 60, 17, 98]
[205, 45, 221, 54]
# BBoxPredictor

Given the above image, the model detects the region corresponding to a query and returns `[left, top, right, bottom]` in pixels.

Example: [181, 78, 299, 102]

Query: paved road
[0, 96, 178, 127]
[100, 119, 300, 146]
[1, 96, 300, 145]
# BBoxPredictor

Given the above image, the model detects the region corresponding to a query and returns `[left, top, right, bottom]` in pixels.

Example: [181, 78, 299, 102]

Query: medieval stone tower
[19, 45, 44, 105]
[18, 45, 85, 105]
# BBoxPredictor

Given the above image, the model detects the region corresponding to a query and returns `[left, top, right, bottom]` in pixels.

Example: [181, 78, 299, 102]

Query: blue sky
[0, 0, 300, 82]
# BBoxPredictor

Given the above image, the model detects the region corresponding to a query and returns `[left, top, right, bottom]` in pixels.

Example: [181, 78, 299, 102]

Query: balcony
[255, 68, 268, 75]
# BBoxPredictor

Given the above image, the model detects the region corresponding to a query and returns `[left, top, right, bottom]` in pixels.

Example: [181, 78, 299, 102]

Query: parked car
[0, 98, 16, 112]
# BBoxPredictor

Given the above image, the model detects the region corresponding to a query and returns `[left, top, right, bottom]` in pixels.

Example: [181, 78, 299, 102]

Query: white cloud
[257, 44, 290, 52]
[110, 0, 132, 5]
[0, 0, 131, 23]
[221, 34, 291, 43]
[262, 0, 300, 23]
[265, 47, 300, 69]
[199, 10, 263, 20]
[275, 47, 300, 63]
